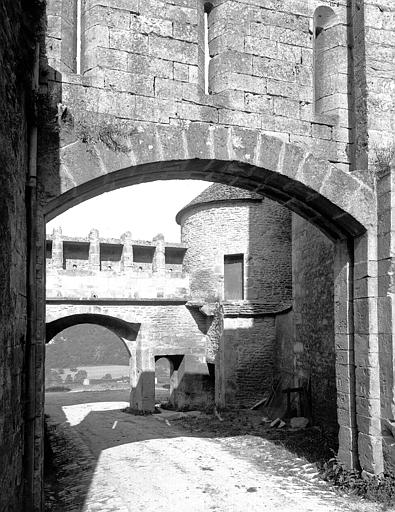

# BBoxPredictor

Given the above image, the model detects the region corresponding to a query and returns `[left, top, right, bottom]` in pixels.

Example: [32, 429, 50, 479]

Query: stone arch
[46, 313, 140, 355]
[43, 127, 374, 240]
[41, 126, 382, 473]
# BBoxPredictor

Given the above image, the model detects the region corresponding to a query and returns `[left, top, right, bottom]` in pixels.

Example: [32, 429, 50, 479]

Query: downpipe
[24, 42, 40, 511]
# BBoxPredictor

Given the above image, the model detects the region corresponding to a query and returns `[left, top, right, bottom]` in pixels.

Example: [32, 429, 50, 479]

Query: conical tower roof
[176, 183, 262, 224]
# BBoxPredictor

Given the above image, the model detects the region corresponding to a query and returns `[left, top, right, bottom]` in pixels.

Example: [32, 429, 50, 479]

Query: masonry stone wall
[38, 0, 381, 229]
[177, 192, 293, 408]
[0, 0, 393, 509]
[46, 302, 208, 360]
[179, 198, 292, 303]
[46, 230, 189, 299]
[217, 315, 278, 408]
[0, 2, 43, 511]
[292, 214, 337, 430]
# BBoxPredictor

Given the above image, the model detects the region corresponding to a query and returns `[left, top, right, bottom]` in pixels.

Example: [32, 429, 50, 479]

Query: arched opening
[155, 357, 171, 406]
[46, 314, 139, 395]
[42, 148, 379, 475]
[45, 323, 131, 393]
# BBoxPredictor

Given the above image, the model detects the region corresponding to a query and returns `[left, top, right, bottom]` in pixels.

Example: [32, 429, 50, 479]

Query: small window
[76, 0, 82, 73]
[313, 6, 338, 115]
[204, 2, 213, 94]
[224, 254, 244, 300]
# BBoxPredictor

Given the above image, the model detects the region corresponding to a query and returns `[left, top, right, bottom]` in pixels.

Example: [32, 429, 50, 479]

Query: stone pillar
[121, 231, 133, 271]
[88, 228, 100, 271]
[334, 240, 358, 470]
[152, 233, 165, 275]
[376, 160, 395, 466]
[51, 226, 63, 268]
[169, 367, 180, 408]
[130, 347, 155, 412]
[172, 355, 212, 410]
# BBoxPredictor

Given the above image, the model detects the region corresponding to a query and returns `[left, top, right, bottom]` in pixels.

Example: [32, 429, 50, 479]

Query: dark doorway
[224, 254, 244, 300]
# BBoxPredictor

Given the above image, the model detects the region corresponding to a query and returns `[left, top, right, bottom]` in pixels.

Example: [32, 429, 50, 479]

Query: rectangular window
[224, 254, 244, 300]
[203, 2, 213, 94]
[76, 0, 82, 74]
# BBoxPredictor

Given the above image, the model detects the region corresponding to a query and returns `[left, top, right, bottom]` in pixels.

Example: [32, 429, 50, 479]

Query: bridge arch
[41, 125, 381, 473]
[46, 313, 140, 355]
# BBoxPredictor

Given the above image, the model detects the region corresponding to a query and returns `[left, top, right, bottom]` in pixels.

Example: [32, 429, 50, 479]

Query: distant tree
[46, 369, 63, 386]
[65, 374, 73, 384]
[102, 373, 113, 381]
[74, 369, 88, 383]
[58, 368, 65, 375]
[69, 368, 78, 372]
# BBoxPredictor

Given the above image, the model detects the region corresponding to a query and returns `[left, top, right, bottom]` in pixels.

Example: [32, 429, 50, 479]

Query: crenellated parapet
[46, 228, 189, 299]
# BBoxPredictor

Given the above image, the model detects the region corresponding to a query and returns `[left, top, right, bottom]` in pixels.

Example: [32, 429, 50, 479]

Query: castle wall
[46, 231, 189, 299]
[46, 302, 208, 366]
[0, 2, 42, 510]
[179, 196, 293, 408]
[0, 0, 393, 509]
[42, 0, 353, 190]
[46, 301, 211, 411]
[292, 214, 337, 430]
[180, 198, 292, 304]
[217, 315, 278, 408]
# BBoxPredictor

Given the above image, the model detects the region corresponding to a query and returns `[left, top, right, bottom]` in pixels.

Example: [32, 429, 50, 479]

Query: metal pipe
[23, 41, 40, 511]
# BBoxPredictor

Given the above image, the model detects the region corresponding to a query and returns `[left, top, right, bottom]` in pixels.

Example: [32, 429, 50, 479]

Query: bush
[74, 369, 88, 383]
[46, 386, 71, 393]
[321, 458, 395, 506]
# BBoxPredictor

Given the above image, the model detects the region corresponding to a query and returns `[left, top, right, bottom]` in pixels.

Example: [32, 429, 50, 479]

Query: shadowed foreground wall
[0, 2, 42, 511]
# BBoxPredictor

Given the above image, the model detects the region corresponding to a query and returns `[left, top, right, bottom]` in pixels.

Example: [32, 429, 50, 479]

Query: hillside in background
[46, 324, 130, 368]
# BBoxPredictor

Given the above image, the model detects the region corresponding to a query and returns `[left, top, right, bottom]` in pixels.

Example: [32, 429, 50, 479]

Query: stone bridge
[46, 231, 213, 411]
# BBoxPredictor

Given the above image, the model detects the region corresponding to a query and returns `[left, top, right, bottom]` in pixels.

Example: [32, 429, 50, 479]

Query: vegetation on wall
[58, 104, 137, 154]
[373, 144, 395, 176]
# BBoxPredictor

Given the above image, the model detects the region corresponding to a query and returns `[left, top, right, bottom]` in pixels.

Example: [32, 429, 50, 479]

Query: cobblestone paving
[45, 391, 385, 512]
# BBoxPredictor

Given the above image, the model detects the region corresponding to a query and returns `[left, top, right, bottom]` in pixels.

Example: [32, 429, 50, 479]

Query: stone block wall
[46, 302, 208, 359]
[217, 315, 277, 408]
[46, 230, 190, 299]
[0, 2, 42, 511]
[292, 213, 337, 430]
[350, 0, 394, 169]
[40, 0, 354, 201]
[180, 197, 292, 303]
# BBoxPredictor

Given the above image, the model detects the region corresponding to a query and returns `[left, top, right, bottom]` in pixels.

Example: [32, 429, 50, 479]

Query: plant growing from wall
[373, 144, 395, 177]
[58, 103, 137, 154]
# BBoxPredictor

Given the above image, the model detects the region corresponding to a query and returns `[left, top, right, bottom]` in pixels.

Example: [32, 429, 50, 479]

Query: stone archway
[43, 127, 373, 240]
[40, 127, 381, 473]
[46, 312, 140, 347]
[46, 313, 142, 404]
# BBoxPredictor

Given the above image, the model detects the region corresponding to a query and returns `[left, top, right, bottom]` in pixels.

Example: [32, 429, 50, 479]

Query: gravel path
[45, 390, 385, 512]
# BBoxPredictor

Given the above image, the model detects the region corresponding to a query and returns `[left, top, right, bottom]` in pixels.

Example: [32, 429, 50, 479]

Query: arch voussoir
[46, 312, 140, 344]
[45, 122, 375, 239]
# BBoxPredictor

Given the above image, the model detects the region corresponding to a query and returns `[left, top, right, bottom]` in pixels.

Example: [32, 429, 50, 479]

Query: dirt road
[45, 391, 384, 512]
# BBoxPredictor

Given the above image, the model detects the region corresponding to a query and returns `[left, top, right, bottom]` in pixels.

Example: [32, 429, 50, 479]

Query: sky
[46, 180, 211, 242]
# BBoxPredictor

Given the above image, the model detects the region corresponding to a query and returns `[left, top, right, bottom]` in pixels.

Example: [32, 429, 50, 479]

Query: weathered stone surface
[290, 417, 309, 429]
[2, 0, 395, 508]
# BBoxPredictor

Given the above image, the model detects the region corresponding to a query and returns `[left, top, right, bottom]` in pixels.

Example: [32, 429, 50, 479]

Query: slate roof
[176, 183, 262, 224]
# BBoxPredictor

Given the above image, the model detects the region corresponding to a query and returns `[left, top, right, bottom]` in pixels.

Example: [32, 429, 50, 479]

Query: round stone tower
[176, 183, 292, 305]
